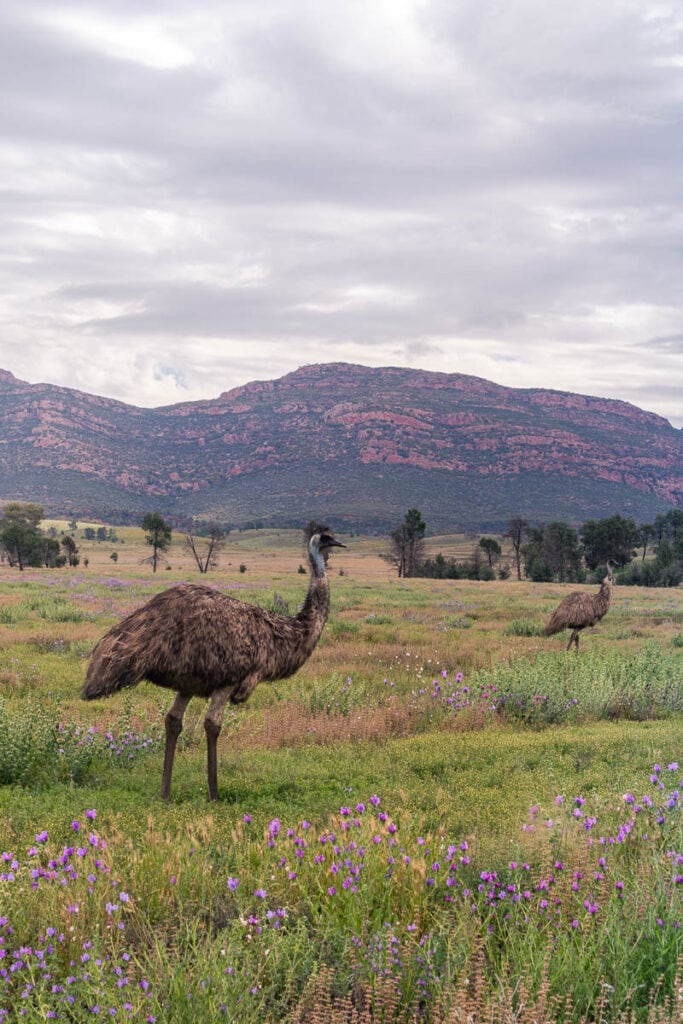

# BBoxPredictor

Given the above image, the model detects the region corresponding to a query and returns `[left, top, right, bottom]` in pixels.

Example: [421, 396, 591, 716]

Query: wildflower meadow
[1, 525, 682, 1022]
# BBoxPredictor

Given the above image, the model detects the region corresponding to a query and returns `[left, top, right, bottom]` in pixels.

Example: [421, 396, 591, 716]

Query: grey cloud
[642, 335, 683, 354]
[1, 0, 683, 427]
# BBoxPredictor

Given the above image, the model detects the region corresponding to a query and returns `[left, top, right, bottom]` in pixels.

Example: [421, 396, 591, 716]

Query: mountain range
[0, 363, 680, 532]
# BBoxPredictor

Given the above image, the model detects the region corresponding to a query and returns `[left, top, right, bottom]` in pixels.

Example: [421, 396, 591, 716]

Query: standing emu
[82, 528, 345, 800]
[544, 562, 614, 652]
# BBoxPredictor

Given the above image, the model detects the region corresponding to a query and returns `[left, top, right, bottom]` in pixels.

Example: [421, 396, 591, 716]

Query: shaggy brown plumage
[82, 529, 345, 800]
[544, 562, 614, 652]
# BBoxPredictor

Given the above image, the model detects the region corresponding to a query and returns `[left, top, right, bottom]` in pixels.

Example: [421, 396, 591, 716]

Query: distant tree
[581, 515, 638, 570]
[386, 508, 426, 577]
[61, 535, 80, 567]
[653, 541, 682, 586]
[142, 512, 172, 572]
[97, 527, 108, 542]
[185, 523, 226, 573]
[657, 509, 683, 544]
[2, 502, 44, 528]
[0, 502, 45, 570]
[544, 521, 582, 582]
[652, 510, 683, 585]
[68, 520, 78, 533]
[651, 512, 679, 544]
[479, 537, 502, 569]
[0, 520, 39, 570]
[523, 521, 582, 582]
[39, 537, 64, 568]
[84, 527, 96, 540]
[110, 551, 118, 563]
[505, 516, 528, 580]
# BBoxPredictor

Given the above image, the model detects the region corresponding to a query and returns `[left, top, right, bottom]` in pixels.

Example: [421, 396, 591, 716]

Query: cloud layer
[1, 0, 682, 424]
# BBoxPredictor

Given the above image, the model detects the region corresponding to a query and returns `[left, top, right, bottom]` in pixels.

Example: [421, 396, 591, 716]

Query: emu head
[305, 523, 346, 566]
[605, 560, 615, 583]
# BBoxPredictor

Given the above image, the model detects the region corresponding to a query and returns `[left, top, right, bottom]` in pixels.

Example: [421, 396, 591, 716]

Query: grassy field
[1, 526, 683, 1022]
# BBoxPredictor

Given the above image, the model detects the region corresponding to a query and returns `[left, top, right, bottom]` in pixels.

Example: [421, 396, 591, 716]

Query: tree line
[2, 501, 681, 586]
[387, 508, 683, 586]
[0, 505, 230, 574]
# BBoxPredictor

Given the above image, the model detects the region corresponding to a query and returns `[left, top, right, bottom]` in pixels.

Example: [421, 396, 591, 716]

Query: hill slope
[0, 363, 680, 531]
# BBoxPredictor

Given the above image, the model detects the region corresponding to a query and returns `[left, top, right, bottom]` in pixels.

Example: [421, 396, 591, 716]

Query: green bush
[505, 619, 545, 637]
[480, 645, 683, 725]
[0, 697, 162, 787]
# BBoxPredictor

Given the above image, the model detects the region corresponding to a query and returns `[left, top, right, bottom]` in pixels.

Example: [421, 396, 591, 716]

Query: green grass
[0, 529, 682, 1021]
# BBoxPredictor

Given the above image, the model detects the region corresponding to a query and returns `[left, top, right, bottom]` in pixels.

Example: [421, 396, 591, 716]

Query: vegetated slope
[0, 364, 680, 531]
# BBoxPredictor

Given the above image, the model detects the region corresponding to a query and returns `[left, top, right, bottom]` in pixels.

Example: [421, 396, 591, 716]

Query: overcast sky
[1, 1, 682, 426]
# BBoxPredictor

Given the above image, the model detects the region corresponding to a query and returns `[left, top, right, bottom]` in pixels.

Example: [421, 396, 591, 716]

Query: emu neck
[597, 577, 613, 611]
[296, 554, 331, 646]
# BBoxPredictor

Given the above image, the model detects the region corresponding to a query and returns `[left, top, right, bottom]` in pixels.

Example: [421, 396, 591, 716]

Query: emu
[544, 562, 614, 652]
[82, 528, 345, 800]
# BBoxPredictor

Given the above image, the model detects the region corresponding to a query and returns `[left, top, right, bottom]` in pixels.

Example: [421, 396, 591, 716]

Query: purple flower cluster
[102, 730, 161, 760]
[0, 814, 156, 1020]
[220, 762, 683, 974]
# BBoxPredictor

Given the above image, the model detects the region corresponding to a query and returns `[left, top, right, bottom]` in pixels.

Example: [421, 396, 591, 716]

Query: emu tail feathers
[81, 636, 143, 701]
[543, 610, 563, 636]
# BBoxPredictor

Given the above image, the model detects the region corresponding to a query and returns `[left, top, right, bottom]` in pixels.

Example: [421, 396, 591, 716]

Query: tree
[38, 537, 64, 568]
[479, 537, 502, 569]
[581, 515, 638, 570]
[386, 508, 426, 577]
[0, 502, 45, 570]
[544, 521, 582, 582]
[185, 523, 226, 573]
[0, 520, 39, 570]
[522, 521, 582, 582]
[505, 517, 528, 580]
[61, 534, 80, 567]
[2, 502, 44, 528]
[142, 512, 172, 572]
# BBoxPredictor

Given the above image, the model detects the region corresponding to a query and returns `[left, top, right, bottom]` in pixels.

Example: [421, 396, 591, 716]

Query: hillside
[0, 363, 680, 531]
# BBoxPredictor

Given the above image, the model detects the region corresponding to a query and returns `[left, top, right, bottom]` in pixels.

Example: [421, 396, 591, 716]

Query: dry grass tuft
[232, 699, 423, 750]
[289, 954, 683, 1024]
[229, 695, 491, 751]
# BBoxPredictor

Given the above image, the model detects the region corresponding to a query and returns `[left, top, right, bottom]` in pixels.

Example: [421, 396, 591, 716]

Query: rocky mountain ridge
[0, 363, 680, 531]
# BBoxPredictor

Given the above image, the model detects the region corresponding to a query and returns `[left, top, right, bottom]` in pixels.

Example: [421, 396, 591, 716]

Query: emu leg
[204, 687, 232, 802]
[161, 693, 192, 800]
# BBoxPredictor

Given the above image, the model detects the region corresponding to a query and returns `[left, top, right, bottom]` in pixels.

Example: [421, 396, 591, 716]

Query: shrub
[0, 697, 161, 787]
[505, 619, 545, 637]
[484, 645, 683, 725]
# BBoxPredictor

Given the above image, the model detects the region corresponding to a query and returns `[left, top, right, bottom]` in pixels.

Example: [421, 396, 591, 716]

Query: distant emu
[544, 562, 614, 652]
[82, 527, 345, 800]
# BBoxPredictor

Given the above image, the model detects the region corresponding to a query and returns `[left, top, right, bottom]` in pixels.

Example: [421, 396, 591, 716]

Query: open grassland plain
[1, 528, 683, 1022]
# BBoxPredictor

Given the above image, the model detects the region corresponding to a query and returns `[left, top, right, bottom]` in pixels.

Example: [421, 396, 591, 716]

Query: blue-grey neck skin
[309, 534, 326, 578]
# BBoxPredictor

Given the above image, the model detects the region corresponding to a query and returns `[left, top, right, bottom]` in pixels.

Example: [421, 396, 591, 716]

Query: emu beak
[328, 539, 347, 548]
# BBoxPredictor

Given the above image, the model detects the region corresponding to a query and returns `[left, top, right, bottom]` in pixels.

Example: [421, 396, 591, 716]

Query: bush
[482, 645, 683, 725]
[505, 619, 544, 637]
[0, 697, 162, 787]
